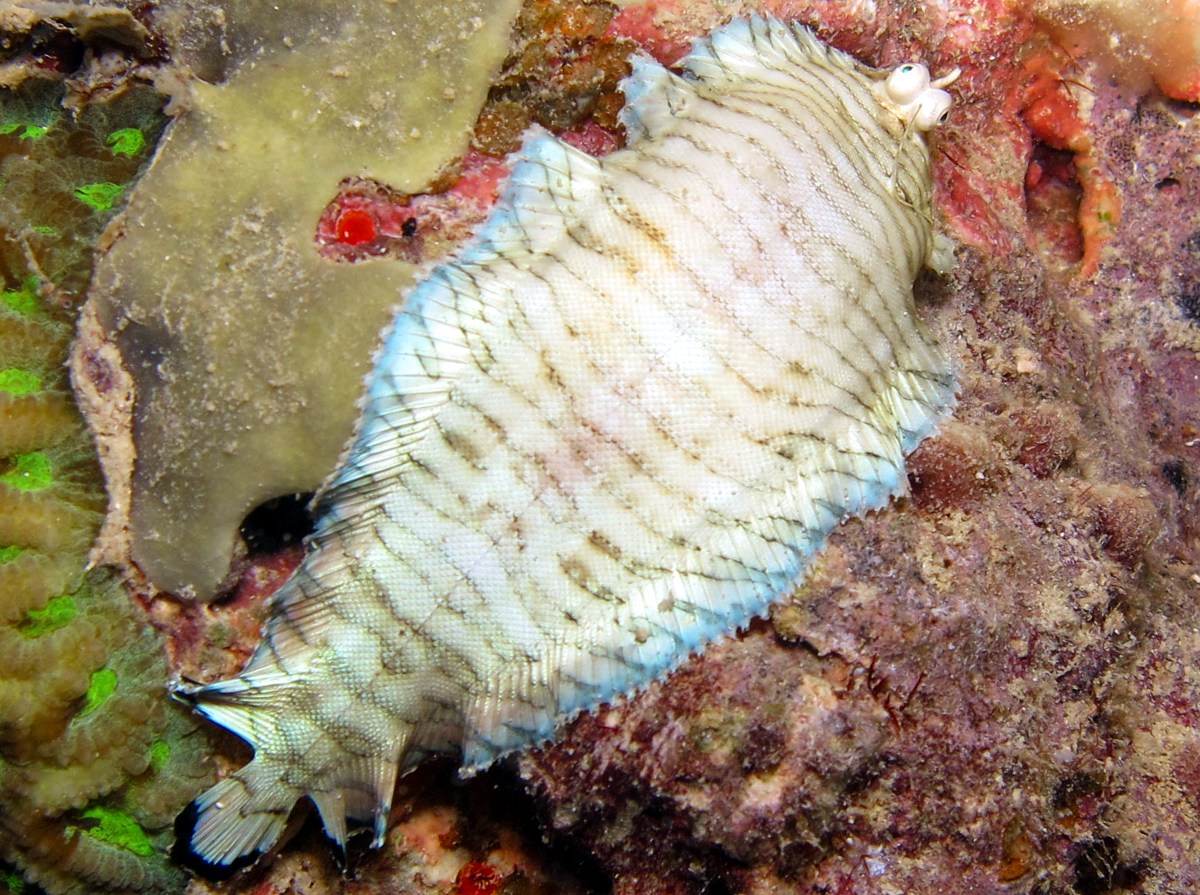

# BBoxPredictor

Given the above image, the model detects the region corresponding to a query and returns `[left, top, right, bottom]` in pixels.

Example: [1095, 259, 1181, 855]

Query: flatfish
[176, 15, 958, 867]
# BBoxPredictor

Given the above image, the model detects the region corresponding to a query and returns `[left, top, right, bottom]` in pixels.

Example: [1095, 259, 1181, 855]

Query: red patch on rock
[334, 208, 378, 246]
[1015, 45, 1121, 277]
[455, 860, 505, 895]
[606, 0, 694, 65]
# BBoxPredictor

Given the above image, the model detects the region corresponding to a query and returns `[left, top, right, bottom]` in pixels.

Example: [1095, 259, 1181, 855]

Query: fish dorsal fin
[468, 129, 603, 259]
[310, 263, 482, 523]
[681, 15, 858, 93]
[618, 55, 695, 143]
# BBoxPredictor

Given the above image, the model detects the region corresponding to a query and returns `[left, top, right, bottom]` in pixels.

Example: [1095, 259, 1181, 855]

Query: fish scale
[175, 15, 958, 868]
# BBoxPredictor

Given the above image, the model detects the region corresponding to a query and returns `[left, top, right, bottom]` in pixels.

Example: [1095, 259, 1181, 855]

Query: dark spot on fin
[172, 792, 310, 880]
[172, 800, 262, 880]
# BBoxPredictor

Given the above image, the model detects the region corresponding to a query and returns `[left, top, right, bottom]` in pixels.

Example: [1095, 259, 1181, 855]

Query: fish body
[177, 16, 957, 867]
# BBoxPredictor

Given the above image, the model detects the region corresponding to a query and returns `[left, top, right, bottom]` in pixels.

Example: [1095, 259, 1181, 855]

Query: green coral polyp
[1, 280, 39, 316]
[107, 128, 146, 156]
[74, 182, 125, 212]
[0, 369, 42, 396]
[19, 595, 76, 638]
[79, 668, 118, 718]
[0, 122, 50, 140]
[0, 76, 209, 895]
[1, 452, 53, 491]
[70, 806, 155, 858]
[0, 545, 25, 563]
[0, 867, 27, 892]
[147, 740, 170, 773]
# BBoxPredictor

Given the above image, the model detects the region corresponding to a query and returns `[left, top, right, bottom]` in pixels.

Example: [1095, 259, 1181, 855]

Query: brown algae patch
[79, 0, 522, 600]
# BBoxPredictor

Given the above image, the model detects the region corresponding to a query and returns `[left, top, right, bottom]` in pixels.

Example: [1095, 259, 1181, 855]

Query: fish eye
[886, 62, 930, 105]
[913, 89, 953, 130]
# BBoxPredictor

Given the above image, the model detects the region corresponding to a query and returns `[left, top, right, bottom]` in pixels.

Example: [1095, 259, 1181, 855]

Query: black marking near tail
[168, 679, 199, 706]
[173, 789, 361, 880]
[172, 800, 262, 880]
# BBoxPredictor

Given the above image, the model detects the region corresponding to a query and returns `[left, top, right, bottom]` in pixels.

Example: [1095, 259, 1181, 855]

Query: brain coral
[0, 74, 215, 895]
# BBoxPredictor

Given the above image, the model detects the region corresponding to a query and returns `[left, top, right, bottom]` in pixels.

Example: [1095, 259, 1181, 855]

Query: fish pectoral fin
[460, 660, 559, 772]
[882, 355, 957, 454]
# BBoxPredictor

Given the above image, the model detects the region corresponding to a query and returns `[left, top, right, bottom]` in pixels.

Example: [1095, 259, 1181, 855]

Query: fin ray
[185, 760, 297, 868]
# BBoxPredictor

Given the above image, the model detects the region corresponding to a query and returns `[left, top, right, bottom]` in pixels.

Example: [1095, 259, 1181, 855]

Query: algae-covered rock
[81, 0, 522, 600]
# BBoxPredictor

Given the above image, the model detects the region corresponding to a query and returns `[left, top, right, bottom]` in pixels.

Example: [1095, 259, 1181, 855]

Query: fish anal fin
[310, 754, 401, 852]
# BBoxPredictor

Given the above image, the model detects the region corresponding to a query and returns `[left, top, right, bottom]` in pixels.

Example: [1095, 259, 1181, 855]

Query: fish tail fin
[174, 670, 406, 870]
[173, 555, 411, 870]
[176, 742, 403, 872]
[175, 722, 404, 870]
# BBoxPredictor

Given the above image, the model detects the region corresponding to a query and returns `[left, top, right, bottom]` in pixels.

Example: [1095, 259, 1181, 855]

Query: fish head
[878, 62, 958, 131]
